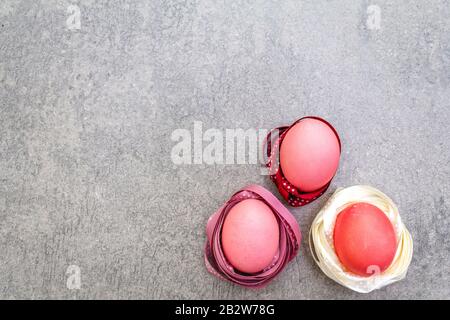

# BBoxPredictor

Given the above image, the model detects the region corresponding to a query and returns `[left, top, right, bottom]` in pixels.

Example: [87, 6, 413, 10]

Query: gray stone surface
[0, 0, 449, 299]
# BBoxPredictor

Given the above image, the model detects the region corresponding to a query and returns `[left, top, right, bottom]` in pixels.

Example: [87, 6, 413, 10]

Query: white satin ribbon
[309, 185, 413, 293]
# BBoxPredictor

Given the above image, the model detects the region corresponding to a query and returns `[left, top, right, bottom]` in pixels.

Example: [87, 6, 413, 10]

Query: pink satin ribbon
[204, 184, 301, 288]
[265, 116, 341, 207]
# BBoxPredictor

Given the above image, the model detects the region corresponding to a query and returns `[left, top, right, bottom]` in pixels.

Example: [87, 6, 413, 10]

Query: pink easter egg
[333, 202, 397, 276]
[221, 199, 279, 274]
[280, 118, 340, 192]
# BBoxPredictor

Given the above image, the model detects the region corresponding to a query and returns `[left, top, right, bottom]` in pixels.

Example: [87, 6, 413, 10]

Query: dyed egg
[333, 202, 397, 277]
[279, 118, 340, 192]
[221, 199, 279, 274]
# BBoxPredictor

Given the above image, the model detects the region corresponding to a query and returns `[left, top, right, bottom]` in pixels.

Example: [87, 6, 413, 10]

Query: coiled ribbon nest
[205, 185, 301, 288]
[309, 185, 413, 293]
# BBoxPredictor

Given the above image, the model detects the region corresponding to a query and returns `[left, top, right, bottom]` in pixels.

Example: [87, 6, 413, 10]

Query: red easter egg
[279, 118, 340, 192]
[221, 199, 279, 274]
[333, 202, 397, 277]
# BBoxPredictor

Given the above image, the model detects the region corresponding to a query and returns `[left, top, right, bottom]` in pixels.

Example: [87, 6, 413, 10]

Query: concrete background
[0, 0, 449, 299]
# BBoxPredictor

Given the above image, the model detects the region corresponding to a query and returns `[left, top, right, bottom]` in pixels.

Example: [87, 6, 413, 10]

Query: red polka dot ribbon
[264, 116, 341, 207]
[204, 185, 301, 288]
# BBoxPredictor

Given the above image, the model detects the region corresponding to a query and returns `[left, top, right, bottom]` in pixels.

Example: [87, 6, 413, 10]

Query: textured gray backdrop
[0, 0, 449, 299]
